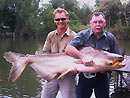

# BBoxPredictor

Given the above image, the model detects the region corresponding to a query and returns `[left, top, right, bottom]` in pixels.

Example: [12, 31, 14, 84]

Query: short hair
[90, 11, 105, 20]
[53, 8, 68, 16]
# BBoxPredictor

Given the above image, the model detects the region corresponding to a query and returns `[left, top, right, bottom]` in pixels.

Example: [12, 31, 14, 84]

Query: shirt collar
[55, 27, 70, 36]
[89, 28, 106, 38]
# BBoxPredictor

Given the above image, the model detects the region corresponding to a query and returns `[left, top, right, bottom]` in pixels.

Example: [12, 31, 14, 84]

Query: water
[0, 38, 44, 98]
[0, 38, 130, 98]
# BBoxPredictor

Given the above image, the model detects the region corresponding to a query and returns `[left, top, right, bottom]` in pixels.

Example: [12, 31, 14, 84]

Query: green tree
[95, 0, 121, 27]
[47, 0, 83, 31]
[0, 0, 42, 37]
[79, 3, 92, 25]
[39, 4, 56, 34]
[16, 0, 40, 34]
[49, 0, 81, 20]
[118, 1, 130, 26]
[49, 0, 79, 11]
[0, 0, 17, 36]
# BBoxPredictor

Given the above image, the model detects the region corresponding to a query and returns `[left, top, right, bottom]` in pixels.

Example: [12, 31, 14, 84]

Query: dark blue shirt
[69, 28, 120, 54]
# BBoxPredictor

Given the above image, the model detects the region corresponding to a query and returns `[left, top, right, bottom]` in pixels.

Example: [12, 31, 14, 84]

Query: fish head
[80, 47, 125, 69]
[103, 51, 125, 69]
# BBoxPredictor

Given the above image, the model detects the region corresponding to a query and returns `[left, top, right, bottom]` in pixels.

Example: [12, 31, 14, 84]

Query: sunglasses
[55, 18, 67, 21]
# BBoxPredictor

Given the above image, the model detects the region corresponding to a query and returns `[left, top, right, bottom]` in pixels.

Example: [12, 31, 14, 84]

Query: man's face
[54, 12, 69, 29]
[90, 15, 106, 34]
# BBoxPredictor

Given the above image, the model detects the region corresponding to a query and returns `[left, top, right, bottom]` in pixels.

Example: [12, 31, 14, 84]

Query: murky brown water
[0, 38, 130, 98]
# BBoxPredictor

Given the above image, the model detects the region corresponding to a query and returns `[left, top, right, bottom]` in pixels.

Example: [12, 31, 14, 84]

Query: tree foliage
[0, 0, 17, 34]
[79, 3, 92, 25]
[118, 1, 130, 26]
[0, 0, 129, 39]
[49, 0, 79, 11]
[95, 0, 120, 27]
[95, 0, 130, 27]
[39, 5, 56, 34]
[0, 0, 41, 36]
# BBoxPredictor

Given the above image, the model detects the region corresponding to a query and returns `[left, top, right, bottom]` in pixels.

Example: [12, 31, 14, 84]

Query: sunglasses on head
[55, 18, 67, 21]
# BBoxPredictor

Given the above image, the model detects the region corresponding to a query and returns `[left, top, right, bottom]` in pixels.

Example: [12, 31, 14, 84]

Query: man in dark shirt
[65, 11, 120, 98]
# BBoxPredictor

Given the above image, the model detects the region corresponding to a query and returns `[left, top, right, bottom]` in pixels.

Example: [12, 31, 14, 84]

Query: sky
[40, 0, 129, 8]
[77, 0, 96, 7]
[40, 0, 96, 8]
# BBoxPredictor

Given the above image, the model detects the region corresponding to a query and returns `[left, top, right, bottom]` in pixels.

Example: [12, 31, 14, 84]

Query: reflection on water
[118, 40, 130, 55]
[109, 72, 130, 98]
[0, 38, 130, 98]
[111, 87, 130, 98]
[0, 38, 44, 98]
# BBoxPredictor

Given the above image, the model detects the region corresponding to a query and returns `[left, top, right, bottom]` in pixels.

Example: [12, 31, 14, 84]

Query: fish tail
[3, 51, 28, 83]
[3, 51, 25, 63]
[8, 63, 27, 83]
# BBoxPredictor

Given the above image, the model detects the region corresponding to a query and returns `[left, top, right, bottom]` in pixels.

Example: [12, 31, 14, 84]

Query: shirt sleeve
[43, 33, 51, 52]
[109, 34, 120, 54]
[69, 31, 85, 49]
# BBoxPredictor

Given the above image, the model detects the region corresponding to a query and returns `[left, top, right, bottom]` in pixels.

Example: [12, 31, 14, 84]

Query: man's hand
[25, 59, 33, 64]
[81, 55, 94, 66]
[71, 67, 80, 74]
[25, 54, 33, 64]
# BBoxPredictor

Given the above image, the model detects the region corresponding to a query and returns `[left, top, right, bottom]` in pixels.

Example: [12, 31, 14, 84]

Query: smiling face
[54, 12, 69, 29]
[90, 14, 106, 35]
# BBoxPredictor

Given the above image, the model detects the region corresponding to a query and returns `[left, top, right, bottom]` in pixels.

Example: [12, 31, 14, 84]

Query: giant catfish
[3, 47, 125, 83]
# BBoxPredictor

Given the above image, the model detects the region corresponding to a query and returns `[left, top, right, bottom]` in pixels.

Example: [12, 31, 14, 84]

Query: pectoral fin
[57, 69, 72, 80]
[74, 60, 83, 64]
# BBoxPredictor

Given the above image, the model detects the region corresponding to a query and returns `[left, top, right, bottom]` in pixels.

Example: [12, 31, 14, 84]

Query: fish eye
[119, 56, 122, 59]
[109, 62, 113, 66]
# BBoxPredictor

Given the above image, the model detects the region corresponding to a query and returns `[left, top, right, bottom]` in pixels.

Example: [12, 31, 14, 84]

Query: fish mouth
[113, 56, 124, 63]
[112, 56, 125, 68]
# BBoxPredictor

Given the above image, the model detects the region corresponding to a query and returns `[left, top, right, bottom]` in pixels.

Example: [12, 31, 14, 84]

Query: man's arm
[65, 45, 84, 59]
[65, 45, 93, 66]
[44, 51, 51, 54]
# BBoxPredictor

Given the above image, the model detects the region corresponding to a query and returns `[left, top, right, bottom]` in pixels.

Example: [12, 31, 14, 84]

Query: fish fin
[74, 60, 83, 64]
[30, 63, 57, 82]
[3, 51, 25, 63]
[57, 69, 71, 80]
[35, 51, 43, 56]
[121, 49, 125, 56]
[3, 51, 28, 83]
[8, 63, 27, 83]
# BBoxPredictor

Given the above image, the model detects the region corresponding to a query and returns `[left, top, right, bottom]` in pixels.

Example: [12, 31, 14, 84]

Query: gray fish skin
[3, 47, 125, 83]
